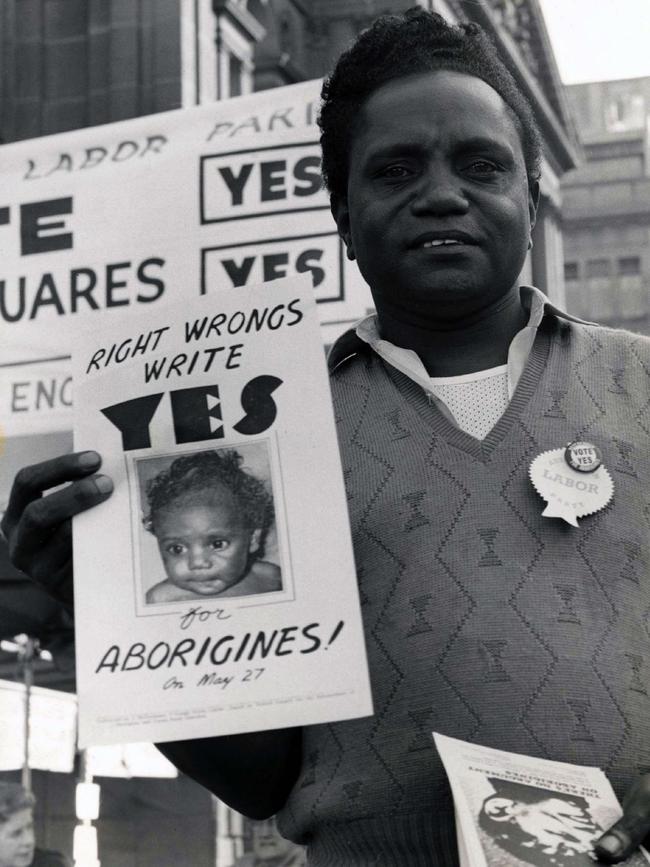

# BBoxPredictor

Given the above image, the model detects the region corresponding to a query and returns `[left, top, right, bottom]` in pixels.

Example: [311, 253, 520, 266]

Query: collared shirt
[338, 285, 587, 427]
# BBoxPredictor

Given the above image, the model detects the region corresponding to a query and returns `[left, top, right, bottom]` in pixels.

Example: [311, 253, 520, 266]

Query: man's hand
[1, 451, 113, 610]
[594, 775, 650, 863]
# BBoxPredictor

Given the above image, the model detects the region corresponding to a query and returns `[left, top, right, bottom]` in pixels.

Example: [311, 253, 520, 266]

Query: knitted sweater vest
[278, 316, 650, 866]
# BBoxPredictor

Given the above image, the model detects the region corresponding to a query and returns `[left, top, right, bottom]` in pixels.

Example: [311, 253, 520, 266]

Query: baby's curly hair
[319, 7, 541, 200]
[144, 450, 274, 555]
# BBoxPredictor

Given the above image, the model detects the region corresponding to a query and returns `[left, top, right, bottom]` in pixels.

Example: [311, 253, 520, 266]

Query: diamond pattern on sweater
[553, 584, 581, 624]
[350, 382, 408, 798]
[577, 512, 630, 774]
[566, 698, 596, 742]
[401, 491, 429, 532]
[544, 388, 568, 419]
[281, 320, 650, 848]
[477, 528, 502, 567]
[407, 707, 437, 751]
[620, 539, 642, 584]
[497, 425, 556, 755]
[385, 407, 411, 440]
[406, 594, 433, 636]
[573, 329, 607, 439]
[625, 653, 648, 695]
[480, 640, 511, 683]
[613, 438, 638, 477]
[609, 367, 627, 394]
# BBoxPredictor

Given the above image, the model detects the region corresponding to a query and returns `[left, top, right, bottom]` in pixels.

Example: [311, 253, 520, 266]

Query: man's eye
[210, 539, 229, 551]
[466, 159, 500, 174]
[379, 165, 411, 179]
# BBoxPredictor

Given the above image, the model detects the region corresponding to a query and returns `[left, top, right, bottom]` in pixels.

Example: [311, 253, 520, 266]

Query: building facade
[562, 77, 650, 332]
[0, 2, 578, 865]
[0, 0, 579, 302]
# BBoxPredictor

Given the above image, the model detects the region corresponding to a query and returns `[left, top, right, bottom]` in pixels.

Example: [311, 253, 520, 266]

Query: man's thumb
[594, 777, 650, 863]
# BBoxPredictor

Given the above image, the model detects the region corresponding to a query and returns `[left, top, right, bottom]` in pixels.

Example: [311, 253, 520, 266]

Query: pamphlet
[434, 732, 650, 867]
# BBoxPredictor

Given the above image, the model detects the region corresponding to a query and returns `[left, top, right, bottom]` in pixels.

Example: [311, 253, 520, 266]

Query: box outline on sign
[200, 231, 345, 304]
[199, 141, 329, 224]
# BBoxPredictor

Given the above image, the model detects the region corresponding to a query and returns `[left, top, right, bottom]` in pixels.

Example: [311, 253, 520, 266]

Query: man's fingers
[34, 520, 74, 608]
[2, 451, 102, 537]
[594, 776, 650, 863]
[23, 521, 75, 610]
[9, 473, 112, 565]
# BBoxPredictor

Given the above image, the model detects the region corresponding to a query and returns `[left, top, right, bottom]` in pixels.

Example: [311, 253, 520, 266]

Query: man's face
[155, 488, 258, 596]
[251, 818, 294, 860]
[335, 70, 538, 327]
[0, 808, 35, 867]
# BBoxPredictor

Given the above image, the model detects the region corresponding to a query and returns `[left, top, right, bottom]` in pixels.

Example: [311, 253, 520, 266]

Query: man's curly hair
[144, 450, 274, 556]
[319, 7, 542, 200]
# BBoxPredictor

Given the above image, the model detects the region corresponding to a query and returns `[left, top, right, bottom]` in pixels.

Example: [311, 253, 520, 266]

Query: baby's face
[154, 488, 258, 596]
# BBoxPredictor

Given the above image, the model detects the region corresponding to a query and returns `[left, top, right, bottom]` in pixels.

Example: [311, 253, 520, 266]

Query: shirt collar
[327, 285, 589, 373]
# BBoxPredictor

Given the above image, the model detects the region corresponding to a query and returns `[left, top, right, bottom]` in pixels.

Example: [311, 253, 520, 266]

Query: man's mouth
[409, 230, 477, 249]
[422, 239, 465, 248]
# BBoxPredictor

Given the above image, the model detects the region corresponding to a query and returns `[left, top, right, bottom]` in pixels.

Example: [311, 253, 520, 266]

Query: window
[180, 0, 261, 106]
[564, 262, 579, 281]
[606, 93, 645, 132]
[586, 259, 611, 279]
[618, 256, 641, 276]
[229, 53, 243, 97]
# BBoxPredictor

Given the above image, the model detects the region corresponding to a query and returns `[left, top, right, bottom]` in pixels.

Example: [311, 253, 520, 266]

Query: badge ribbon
[529, 447, 614, 527]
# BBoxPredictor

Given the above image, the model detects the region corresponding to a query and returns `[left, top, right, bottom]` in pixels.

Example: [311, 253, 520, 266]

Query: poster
[72, 274, 372, 747]
[434, 733, 650, 867]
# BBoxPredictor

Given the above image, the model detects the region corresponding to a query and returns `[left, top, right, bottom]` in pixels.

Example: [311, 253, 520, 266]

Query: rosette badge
[529, 442, 613, 527]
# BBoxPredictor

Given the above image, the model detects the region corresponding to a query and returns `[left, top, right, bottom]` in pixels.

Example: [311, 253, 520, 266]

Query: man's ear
[330, 194, 356, 261]
[528, 180, 540, 232]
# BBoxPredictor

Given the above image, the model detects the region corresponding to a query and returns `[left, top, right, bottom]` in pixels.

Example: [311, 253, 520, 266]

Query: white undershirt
[351, 287, 588, 441]
[428, 364, 509, 439]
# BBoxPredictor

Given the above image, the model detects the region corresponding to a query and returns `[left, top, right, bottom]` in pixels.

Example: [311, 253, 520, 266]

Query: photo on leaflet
[133, 441, 283, 606]
[474, 776, 647, 867]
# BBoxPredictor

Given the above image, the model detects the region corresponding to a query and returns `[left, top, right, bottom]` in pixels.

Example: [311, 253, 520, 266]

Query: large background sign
[0, 78, 372, 361]
[0, 81, 373, 645]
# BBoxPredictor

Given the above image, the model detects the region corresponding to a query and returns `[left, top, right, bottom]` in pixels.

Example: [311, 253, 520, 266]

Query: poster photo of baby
[132, 441, 283, 606]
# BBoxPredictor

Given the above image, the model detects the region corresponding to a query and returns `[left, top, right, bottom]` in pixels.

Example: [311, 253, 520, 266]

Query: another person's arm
[1, 452, 301, 818]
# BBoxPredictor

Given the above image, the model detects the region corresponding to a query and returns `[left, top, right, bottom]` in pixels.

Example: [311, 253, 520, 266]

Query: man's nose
[188, 546, 211, 568]
[410, 164, 469, 215]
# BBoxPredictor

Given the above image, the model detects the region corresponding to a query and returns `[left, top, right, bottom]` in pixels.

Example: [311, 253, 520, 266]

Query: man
[0, 783, 69, 867]
[233, 817, 305, 867]
[3, 8, 650, 866]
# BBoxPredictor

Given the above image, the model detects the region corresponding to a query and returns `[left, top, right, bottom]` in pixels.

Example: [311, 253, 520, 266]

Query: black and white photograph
[134, 442, 283, 606]
[478, 778, 609, 867]
[1, 1, 650, 865]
